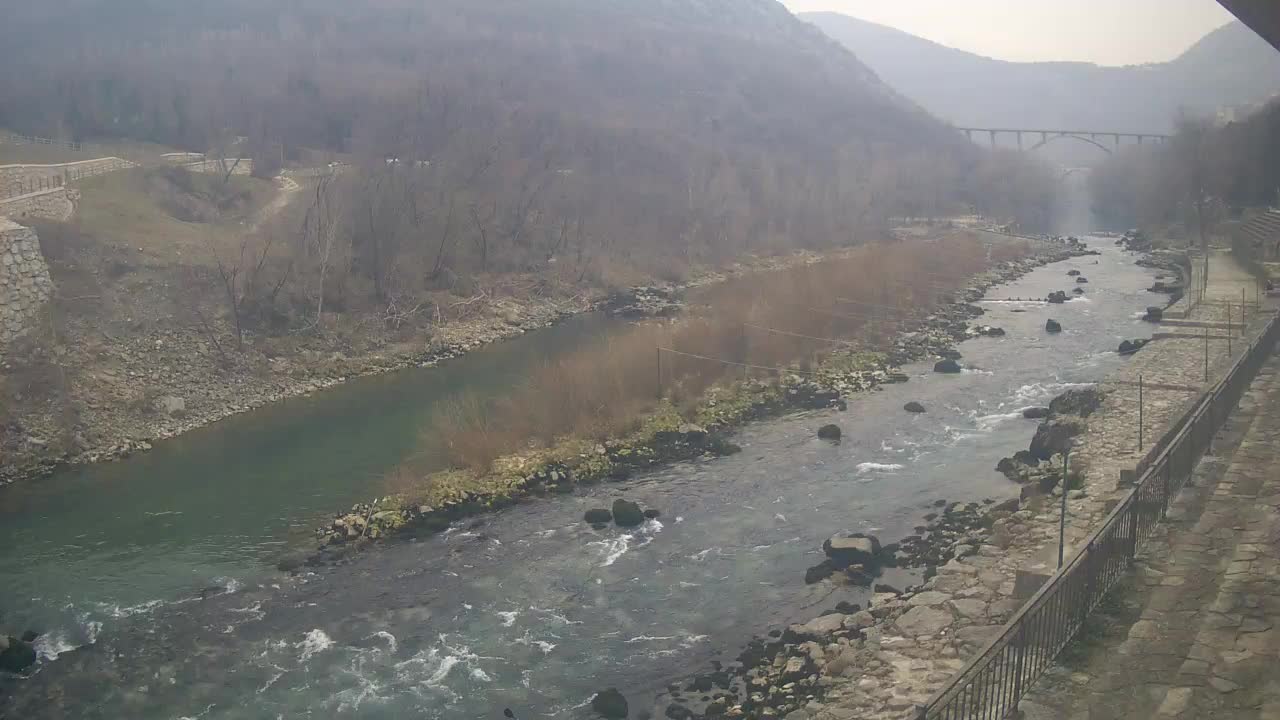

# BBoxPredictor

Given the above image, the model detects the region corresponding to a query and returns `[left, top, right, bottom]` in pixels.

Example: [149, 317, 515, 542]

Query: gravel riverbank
[632, 248, 1271, 720]
[310, 239, 1092, 562]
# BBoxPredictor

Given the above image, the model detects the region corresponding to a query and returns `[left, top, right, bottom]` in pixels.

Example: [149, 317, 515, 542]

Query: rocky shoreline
[0, 248, 870, 487]
[627, 243, 1197, 720]
[308, 238, 1093, 562]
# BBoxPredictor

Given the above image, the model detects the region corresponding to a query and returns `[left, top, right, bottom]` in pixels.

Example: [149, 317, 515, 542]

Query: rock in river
[584, 508, 613, 524]
[1049, 387, 1104, 417]
[1045, 319, 1063, 334]
[904, 401, 927, 413]
[0, 637, 37, 673]
[1118, 339, 1150, 356]
[823, 533, 884, 571]
[591, 688, 629, 719]
[933, 359, 962, 374]
[1067, 269, 1081, 277]
[611, 499, 645, 528]
[1047, 291, 1068, 304]
[1076, 276, 1089, 284]
[817, 424, 842, 441]
[1030, 418, 1085, 461]
[1143, 306, 1164, 323]
[1022, 407, 1051, 420]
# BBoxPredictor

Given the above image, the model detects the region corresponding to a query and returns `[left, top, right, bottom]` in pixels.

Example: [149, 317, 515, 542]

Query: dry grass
[425, 233, 1030, 472]
[0, 135, 180, 166]
[73, 168, 275, 266]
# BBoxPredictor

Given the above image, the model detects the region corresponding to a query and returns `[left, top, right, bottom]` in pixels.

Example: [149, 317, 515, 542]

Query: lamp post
[1058, 446, 1071, 570]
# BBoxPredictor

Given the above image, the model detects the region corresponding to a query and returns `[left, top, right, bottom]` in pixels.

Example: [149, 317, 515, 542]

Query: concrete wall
[0, 218, 53, 348]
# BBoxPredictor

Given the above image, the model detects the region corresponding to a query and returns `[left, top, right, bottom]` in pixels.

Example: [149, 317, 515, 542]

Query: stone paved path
[1021, 350, 1280, 719]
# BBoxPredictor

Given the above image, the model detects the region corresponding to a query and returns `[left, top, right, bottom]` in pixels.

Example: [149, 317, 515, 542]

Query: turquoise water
[0, 313, 616, 638]
[0, 242, 1165, 719]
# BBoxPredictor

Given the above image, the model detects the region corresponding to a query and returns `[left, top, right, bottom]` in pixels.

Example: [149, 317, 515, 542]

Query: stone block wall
[0, 157, 135, 196]
[0, 187, 75, 222]
[0, 218, 53, 347]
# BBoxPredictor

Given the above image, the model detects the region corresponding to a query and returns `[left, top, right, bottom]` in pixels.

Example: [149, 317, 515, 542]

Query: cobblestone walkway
[1021, 351, 1280, 719]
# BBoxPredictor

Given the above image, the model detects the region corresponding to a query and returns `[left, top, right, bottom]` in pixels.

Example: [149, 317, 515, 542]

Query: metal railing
[1, 158, 136, 200]
[918, 308, 1280, 720]
[0, 131, 85, 151]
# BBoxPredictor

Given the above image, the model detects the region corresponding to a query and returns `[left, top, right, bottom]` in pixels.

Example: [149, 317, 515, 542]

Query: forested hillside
[1, 0, 1053, 287]
[804, 14, 1280, 135]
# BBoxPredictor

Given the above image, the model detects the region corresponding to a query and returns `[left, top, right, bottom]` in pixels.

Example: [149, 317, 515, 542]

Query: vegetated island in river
[306, 233, 1097, 564]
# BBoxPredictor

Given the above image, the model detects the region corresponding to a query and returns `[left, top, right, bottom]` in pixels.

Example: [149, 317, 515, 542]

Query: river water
[0, 241, 1159, 719]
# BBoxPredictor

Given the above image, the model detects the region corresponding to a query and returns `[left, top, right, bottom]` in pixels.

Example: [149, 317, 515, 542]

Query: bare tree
[300, 172, 343, 328]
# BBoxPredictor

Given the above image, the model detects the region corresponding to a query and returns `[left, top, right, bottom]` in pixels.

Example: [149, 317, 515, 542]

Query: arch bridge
[955, 127, 1172, 154]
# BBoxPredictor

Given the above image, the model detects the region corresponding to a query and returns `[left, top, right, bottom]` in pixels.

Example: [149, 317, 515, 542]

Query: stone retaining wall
[0, 187, 76, 222]
[0, 157, 135, 197]
[0, 218, 53, 348]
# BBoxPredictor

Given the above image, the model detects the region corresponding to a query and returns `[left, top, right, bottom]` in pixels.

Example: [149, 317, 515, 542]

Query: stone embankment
[650, 248, 1269, 717]
[1019, 350, 1280, 720]
[642, 250, 1271, 720]
[0, 219, 53, 348]
[0, 157, 135, 192]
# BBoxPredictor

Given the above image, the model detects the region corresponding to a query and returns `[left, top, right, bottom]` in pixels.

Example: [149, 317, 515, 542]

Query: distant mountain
[801, 14, 1280, 134]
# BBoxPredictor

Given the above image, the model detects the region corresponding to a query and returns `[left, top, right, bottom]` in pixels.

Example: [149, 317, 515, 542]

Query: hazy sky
[782, 0, 1237, 66]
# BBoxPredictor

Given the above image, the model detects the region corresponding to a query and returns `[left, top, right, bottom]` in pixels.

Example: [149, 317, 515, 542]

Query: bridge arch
[1028, 133, 1113, 155]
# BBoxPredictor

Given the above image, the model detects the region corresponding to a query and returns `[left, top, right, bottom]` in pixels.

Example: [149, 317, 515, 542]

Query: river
[0, 240, 1159, 719]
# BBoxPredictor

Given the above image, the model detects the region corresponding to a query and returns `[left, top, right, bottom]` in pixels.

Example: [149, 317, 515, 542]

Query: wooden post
[656, 347, 662, 398]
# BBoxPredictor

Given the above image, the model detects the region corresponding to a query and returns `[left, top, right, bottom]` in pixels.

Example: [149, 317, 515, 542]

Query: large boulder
[1118, 339, 1150, 356]
[1143, 306, 1164, 323]
[1047, 291, 1068, 304]
[1045, 319, 1063, 334]
[934, 359, 962, 374]
[817, 424, 842, 441]
[788, 613, 847, 639]
[591, 688, 629, 719]
[804, 560, 837, 584]
[1048, 387, 1104, 417]
[0, 638, 37, 673]
[584, 508, 613, 524]
[895, 605, 955, 637]
[1022, 407, 1051, 420]
[1029, 418, 1085, 461]
[904, 401, 927, 414]
[823, 533, 883, 571]
[611, 499, 645, 528]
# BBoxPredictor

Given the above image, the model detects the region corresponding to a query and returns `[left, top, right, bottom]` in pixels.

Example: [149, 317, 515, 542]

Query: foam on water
[528, 606, 581, 625]
[973, 411, 1024, 431]
[856, 462, 904, 474]
[1011, 380, 1090, 406]
[367, 630, 398, 654]
[496, 611, 519, 627]
[297, 628, 335, 662]
[587, 518, 663, 567]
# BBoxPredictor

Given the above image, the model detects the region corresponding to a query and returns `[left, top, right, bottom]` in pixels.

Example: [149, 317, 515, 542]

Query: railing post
[1127, 500, 1139, 560]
